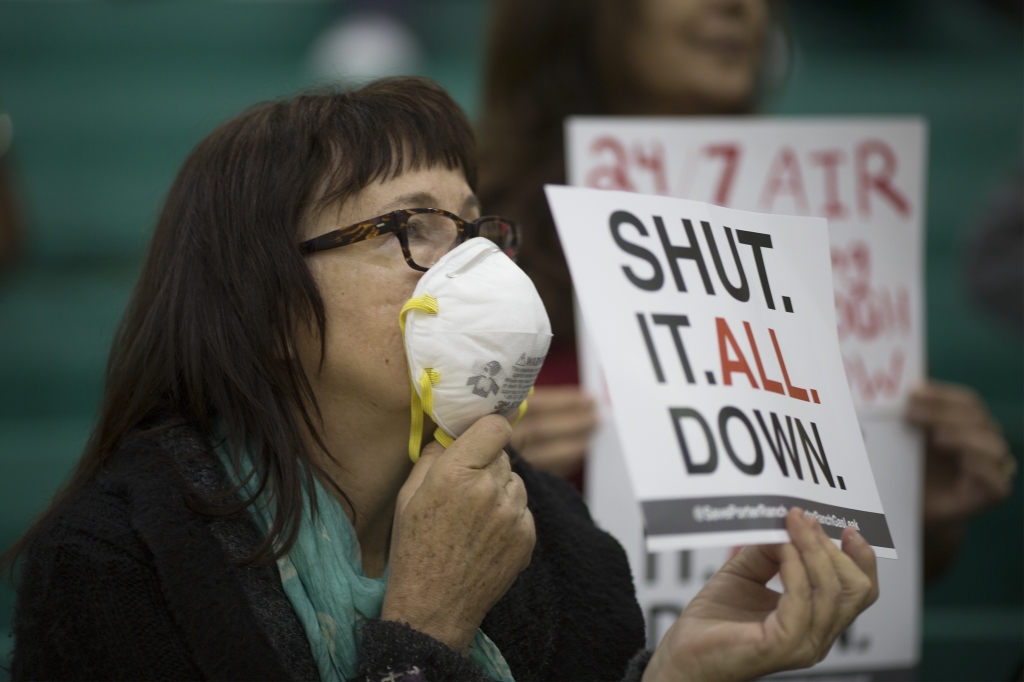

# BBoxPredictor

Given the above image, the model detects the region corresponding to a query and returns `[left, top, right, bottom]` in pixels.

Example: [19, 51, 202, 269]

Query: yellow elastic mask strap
[399, 294, 438, 334]
[420, 369, 440, 417]
[408, 382, 424, 463]
[510, 386, 535, 428]
[400, 294, 439, 463]
[433, 428, 454, 448]
[408, 368, 440, 463]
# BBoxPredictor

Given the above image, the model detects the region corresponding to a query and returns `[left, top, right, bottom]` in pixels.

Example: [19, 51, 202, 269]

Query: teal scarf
[216, 443, 515, 682]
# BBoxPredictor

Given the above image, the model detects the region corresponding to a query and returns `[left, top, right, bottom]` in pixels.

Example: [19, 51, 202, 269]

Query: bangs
[295, 78, 478, 214]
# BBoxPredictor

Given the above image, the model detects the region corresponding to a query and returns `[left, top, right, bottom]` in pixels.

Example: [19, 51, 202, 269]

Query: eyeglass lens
[406, 214, 517, 268]
[406, 213, 460, 268]
[476, 219, 518, 260]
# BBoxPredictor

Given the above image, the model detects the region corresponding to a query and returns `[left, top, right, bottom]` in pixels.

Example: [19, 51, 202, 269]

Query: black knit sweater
[9, 424, 651, 681]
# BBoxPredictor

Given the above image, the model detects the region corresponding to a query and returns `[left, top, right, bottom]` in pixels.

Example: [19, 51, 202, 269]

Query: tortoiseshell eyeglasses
[298, 207, 521, 272]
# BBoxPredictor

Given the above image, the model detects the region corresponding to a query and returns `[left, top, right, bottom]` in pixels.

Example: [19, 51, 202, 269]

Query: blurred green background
[0, 1, 1020, 680]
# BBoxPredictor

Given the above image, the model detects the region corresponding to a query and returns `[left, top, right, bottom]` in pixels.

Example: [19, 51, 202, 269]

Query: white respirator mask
[399, 237, 553, 462]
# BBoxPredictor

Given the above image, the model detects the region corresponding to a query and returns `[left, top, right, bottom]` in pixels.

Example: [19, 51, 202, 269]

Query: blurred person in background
[4, 77, 879, 682]
[477, 0, 794, 480]
[477, 0, 1016, 578]
[966, 164, 1023, 340]
[0, 113, 21, 274]
[308, 0, 423, 83]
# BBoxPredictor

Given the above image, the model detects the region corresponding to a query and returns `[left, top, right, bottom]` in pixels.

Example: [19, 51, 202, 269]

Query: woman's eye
[407, 216, 443, 241]
[407, 220, 426, 240]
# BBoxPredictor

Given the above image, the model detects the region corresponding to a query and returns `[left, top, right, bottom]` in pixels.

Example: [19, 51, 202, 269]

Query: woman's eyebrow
[381, 191, 481, 216]
[383, 191, 438, 211]
[462, 195, 482, 214]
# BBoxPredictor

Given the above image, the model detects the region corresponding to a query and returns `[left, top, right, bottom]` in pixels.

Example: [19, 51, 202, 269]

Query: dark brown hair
[3, 76, 477, 569]
[477, 0, 787, 341]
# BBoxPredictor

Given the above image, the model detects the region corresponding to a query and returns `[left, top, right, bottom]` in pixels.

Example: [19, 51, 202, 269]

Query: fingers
[516, 504, 537, 571]
[769, 540, 814, 659]
[721, 541, 785, 585]
[960, 443, 1016, 492]
[445, 414, 513, 469]
[924, 431, 1016, 522]
[910, 381, 1016, 503]
[489, 449, 513, 486]
[419, 440, 445, 463]
[908, 381, 983, 411]
[516, 404, 599, 444]
[434, 415, 521, 508]
[510, 388, 597, 474]
[792, 512, 879, 661]
[786, 510, 840, 657]
[518, 436, 589, 476]
[936, 425, 1015, 472]
[512, 389, 598, 452]
[762, 510, 877, 670]
[932, 425, 1010, 464]
[513, 387, 597, 436]
[906, 381, 995, 431]
[925, 471, 1005, 520]
[504, 471, 531, 524]
[841, 528, 879, 607]
[806, 519, 876, 646]
[396, 443, 443, 514]
[524, 386, 596, 412]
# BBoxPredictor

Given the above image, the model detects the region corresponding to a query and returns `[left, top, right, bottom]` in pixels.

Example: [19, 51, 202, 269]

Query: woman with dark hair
[478, 0, 1016, 575]
[5, 77, 877, 681]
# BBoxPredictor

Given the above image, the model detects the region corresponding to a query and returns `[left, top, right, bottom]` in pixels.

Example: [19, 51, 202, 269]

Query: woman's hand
[905, 381, 1016, 523]
[381, 415, 536, 654]
[904, 381, 1016, 578]
[510, 386, 598, 476]
[643, 509, 879, 682]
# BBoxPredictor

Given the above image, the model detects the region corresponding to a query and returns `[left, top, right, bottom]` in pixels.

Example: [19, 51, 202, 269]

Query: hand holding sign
[643, 509, 879, 682]
[907, 381, 1016, 523]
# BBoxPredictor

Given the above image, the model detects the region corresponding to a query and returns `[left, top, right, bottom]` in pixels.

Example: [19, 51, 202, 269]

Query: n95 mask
[400, 237, 553, 461]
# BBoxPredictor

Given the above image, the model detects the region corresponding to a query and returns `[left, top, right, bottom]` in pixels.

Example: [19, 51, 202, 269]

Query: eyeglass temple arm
[298, 215, 397, 254]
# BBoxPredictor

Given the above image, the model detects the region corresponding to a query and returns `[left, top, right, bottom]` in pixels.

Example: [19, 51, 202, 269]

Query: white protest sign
[566, 118, 926, 677]
[546, 185, 895, 557]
